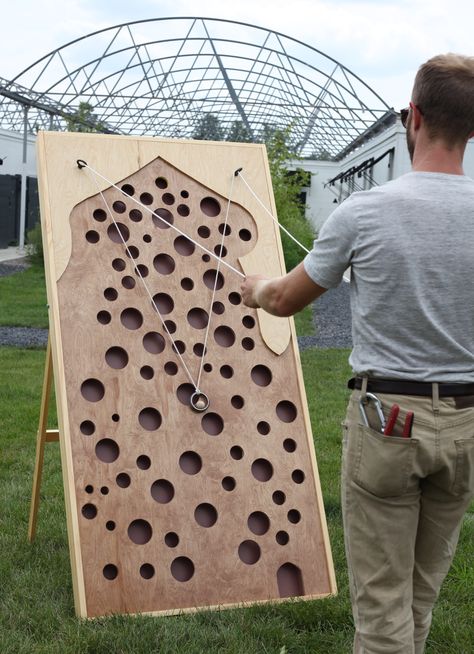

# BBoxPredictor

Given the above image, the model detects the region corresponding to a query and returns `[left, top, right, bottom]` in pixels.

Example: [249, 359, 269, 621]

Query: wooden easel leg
[28, 335, 59, 542]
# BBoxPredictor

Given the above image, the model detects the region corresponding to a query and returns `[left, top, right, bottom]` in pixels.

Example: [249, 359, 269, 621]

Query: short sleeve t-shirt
[303, 172, 474, 382]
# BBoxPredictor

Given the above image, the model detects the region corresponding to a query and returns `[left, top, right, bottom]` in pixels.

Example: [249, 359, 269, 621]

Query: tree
[65, 102, 104, 133]
[226, 120, 253, 143]
[264, 127, 314, 271]
[191, 113, 225, 141]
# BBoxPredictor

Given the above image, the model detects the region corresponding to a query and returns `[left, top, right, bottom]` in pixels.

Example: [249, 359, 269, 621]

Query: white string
[196, 172, 236, 392]
[83, 165, 199, 390]
[79, 161, 245, 279]
[235, 169, 310, 255]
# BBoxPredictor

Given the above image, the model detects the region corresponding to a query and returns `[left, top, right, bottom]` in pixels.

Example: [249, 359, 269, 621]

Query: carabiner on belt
[359, 392, 386, 433]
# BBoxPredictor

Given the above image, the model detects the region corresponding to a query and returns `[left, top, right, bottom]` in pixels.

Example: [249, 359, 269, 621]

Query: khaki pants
[341, 388, 474, 654]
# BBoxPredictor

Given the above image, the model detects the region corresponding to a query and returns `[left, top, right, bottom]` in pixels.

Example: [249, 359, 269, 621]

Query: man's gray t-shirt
[304, 172, 474, 382]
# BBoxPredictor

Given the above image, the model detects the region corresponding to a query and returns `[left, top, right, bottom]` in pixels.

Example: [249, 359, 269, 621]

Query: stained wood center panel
[38, 134, 335, 618]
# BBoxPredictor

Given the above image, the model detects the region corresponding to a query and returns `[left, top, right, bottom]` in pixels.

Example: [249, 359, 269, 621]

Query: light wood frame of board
[36, 131, 336, 618]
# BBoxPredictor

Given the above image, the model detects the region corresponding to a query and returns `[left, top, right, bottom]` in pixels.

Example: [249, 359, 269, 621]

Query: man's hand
[240, 274, 268, 309]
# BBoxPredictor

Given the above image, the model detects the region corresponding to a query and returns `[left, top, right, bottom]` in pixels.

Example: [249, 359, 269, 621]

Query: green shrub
[25, 221, 44, 266]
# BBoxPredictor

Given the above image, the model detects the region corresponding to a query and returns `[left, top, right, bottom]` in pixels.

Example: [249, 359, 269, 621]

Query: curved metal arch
[1, 16, 394, 158]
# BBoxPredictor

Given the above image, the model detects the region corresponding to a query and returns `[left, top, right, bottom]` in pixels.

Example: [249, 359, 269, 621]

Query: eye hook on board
[190, 391, 210, 412]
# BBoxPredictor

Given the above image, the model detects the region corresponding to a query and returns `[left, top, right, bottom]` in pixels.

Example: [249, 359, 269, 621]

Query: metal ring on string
[190, 391, 210, 412]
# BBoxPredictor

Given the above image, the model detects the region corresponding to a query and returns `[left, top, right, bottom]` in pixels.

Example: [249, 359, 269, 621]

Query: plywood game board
[36, 131, 336, 618]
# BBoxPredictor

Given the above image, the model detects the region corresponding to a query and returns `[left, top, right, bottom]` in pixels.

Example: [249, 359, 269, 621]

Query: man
[241, 53, 474, 654]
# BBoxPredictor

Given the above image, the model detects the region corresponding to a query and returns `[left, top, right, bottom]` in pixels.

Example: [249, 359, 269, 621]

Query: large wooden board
[36, 131, 336, 618]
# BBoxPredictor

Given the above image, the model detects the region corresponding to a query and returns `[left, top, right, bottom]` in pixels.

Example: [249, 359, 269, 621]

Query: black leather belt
[348, 377, 474, 397]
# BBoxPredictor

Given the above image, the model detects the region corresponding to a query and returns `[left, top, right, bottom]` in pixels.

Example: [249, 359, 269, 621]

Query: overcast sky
[2, 0, 473, 110]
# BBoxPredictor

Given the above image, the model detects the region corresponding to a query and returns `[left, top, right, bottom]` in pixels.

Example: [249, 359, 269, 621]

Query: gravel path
[0, 262, 352, 350]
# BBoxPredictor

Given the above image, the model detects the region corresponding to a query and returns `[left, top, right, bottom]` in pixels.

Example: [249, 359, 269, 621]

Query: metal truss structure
[0, 17, 395, 160]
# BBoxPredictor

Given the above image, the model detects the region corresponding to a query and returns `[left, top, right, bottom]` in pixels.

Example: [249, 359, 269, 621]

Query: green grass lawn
[0, 264, 48, 328]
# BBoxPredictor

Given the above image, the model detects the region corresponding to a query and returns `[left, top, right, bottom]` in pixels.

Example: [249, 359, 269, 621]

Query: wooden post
[28, 334, 59, 542]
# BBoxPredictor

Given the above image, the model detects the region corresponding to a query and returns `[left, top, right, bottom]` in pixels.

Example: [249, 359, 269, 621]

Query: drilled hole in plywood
[80, 420, 95, 435]
[97, 310, 111, 324]
[283, 438, 297, 453]
[177, 383, 194, 406]
[121, 276, 136, 289]
[181, 277, 194, 291]
[212, 301, 225, 315]
[171, 556, 194, 582]
[103, 564, 118, 580]
[238, 540, 261, 565]
[152, 293, 174, 314]
[201, 412, 224, 436]
[140, 365, 154, 380]
[214, 326, 235, 347]
[125, 245, 139, 259]
[203, 255, 211, 263]
[230, 445, 243, 460]
[140, 192, 153, 205]
[143, 332, 165, 354]
[164, 320, 177, 334]
[116, 472, 131, 488]
[203, 269, 224, 290]
[81, 378, 105, 402]
[222, 476, 236, 491]
[162, 192, 175, 205]
[93, 208, 107, 222]
[214, 244, 227, 257]
[251, 365, 272, 387]
[136, 455, 151, 470]
[193, 343, 206, 357]
[105, 346, 129, 369]
[248, 511, 270, 535]
[112, 413, 120, 422]
[164, 361, 178, 376]
[231, 395, 244, 409]
[138, 407, 162, 431]
[85, 485, 94, 494]
[218, 223, 231, 236]
[177, 204, 190, 217]
[242, 338, 255, 351]
[153, 253, 175, 275]
[179, 451, 202, 475]
[272, 490, 286, 505]
[165, 532, 179, 547]
[251, 458, 273, 482]
[113, 200, 127, 214]
[107, 222, 129, 243]
[197, 225, 210, 238]
[195, 503, 218, 527]
[82, 503, 97, 519]
[100, 486, 109, 495]
[228, 292, 241, 305]
[276, 401, 297, 423]
[104, 287, 118, 301]
[151, 479, 174, 503]
[292, 469, 305, 484]
[203, 363, 212, 373]
[120, 308, 143, 329]
[86, 230, 99, 244]
[112, 258, 126, 271]
[155, 177, 168, 189]
[140, 563, 155, 579]
[288, 509, 301, 524]
[172, 340, 186, 355]
[239, 228, 252, 242]
[121, 184, 134, 196]
[174, 235, 195, 256]
[106, 520, 116, 531]
[130, 209, 142, 222]
[187, 307, 209, 329]
[257, 421, 270, 435]
[181, 190, 189, 198]
[276, 531, 289, 546]
[242, 315, 255, 329]
[153, 208, 174, 229]
[135, 264, 149, 277]
[95, 438, 120, 463]
[128, 519, 153, 544]
[200, 197, 220, 217]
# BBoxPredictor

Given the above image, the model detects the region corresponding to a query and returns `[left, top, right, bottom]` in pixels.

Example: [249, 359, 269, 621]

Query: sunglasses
[400, 104, 424, 128]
